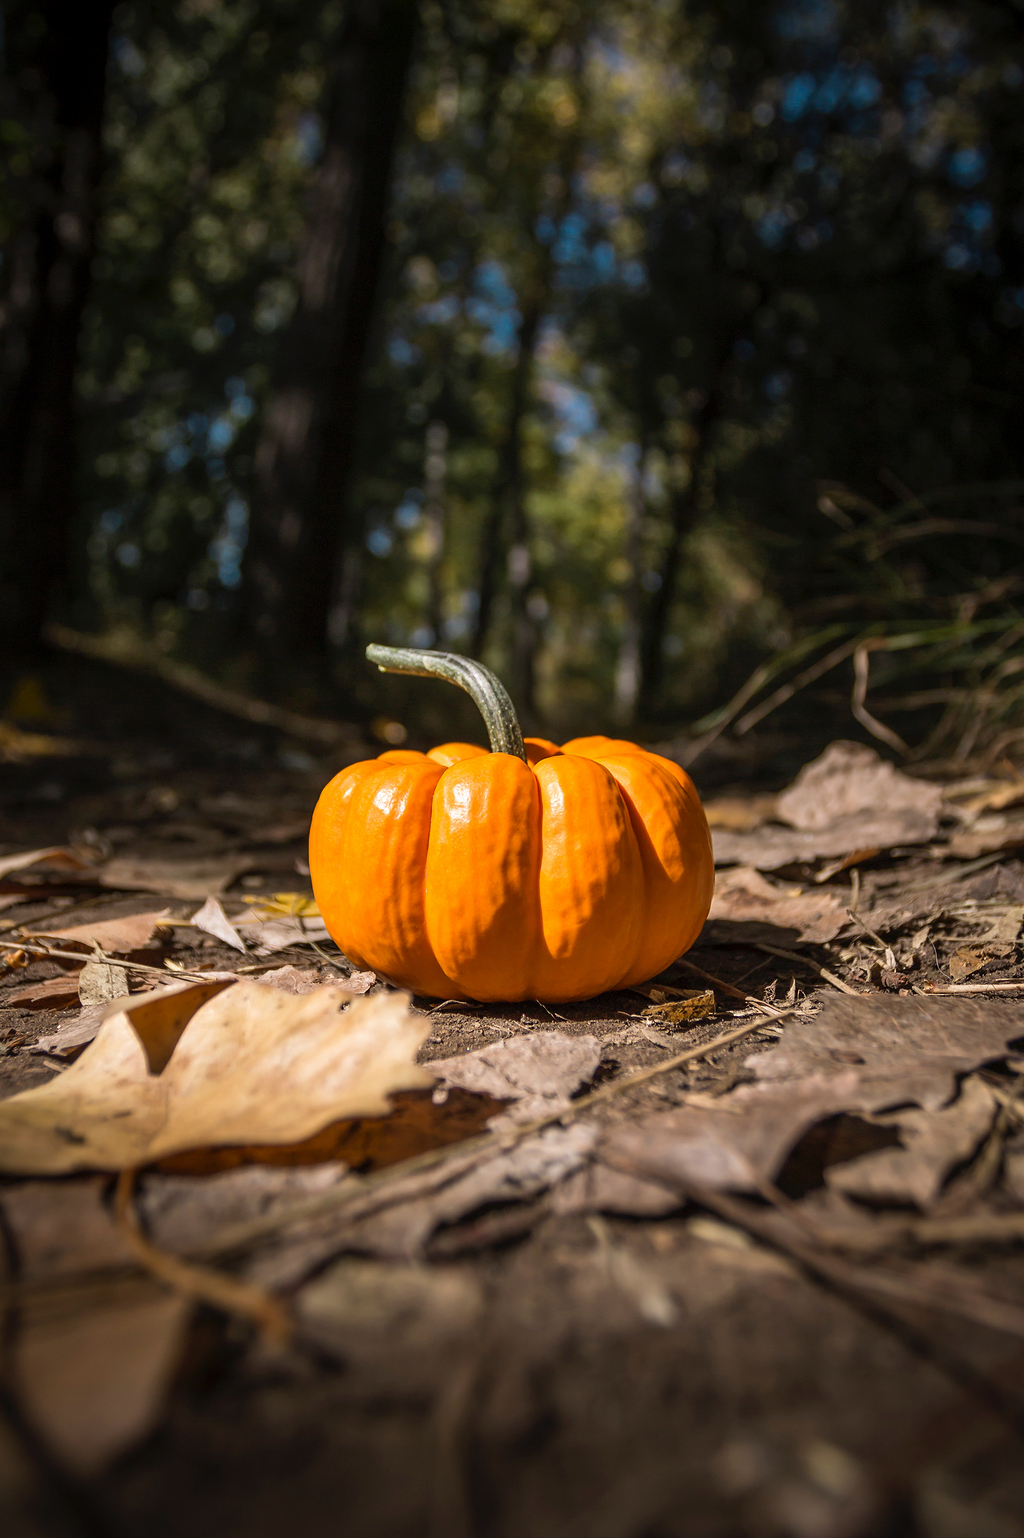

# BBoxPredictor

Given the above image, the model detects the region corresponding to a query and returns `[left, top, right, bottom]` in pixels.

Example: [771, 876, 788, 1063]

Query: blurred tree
[0, 0, 115, 669]
[240, 0, 419, 667]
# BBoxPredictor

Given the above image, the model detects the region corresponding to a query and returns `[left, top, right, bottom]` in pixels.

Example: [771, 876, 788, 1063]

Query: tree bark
[0, 0, 115, 667]
[242, 0, 419, 662]
[638, 348, 731, 719]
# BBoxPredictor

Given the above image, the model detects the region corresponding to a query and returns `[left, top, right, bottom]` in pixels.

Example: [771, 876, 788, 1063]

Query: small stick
[922, 981, 1024, 994]
[115, 1169, 291, 1344]
[672, 957, 749, 1001]
[751, 942, 864, 997]
[0, 937, 209, 984]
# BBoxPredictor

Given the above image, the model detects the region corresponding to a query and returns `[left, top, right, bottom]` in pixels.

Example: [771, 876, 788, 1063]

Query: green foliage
[66, 0, 1024, 752]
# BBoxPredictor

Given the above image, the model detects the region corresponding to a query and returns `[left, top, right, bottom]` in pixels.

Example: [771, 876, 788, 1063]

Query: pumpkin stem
[365, 645, 527, 762]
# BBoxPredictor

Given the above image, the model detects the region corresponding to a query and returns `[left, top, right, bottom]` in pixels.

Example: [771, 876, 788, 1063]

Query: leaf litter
[8, 730, 1024, 1513]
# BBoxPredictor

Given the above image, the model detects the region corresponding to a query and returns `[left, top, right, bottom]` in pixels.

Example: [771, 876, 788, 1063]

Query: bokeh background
[2, 0, 1024, 771]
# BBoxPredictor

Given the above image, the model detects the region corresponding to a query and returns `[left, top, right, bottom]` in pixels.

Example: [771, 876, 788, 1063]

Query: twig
[114, 1170, 291, 1344]
[923, 982, 1024, 994]
[0, 937, 209, 984]
[751, 942, 864, 997]
[735, 636, 862, 737]
[672, 957, 748, 1001]
[852, 644, 910, 755]
[46, 622, 357, 748]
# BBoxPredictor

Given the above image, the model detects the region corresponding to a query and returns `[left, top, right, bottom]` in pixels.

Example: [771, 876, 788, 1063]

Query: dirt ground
[2, 657, 1024, 1538]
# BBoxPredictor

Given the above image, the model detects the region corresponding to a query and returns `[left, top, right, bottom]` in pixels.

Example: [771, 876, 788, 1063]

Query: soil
[2, 656, 1024, 1538]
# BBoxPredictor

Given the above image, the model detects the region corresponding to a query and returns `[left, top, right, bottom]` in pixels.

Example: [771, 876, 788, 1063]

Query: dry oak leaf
[0, 978, 432, 1175]
[25, 908, 171, 954]
[707, 865, 848, 944]
[428, 1030, 601, 1126]
[96, 853, 256, 900]
[745, 995, 1024, 1113]
[712, 743, 944, 871]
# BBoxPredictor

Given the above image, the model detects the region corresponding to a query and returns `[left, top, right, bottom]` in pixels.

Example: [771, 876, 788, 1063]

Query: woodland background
[2, 0, 1024, 762]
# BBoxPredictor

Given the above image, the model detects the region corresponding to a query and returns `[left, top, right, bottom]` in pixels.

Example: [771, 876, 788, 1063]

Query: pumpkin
[309, 645, 714, 1003]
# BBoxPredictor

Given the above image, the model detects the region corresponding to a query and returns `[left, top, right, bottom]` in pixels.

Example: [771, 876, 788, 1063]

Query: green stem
[365, 645, 527, 762]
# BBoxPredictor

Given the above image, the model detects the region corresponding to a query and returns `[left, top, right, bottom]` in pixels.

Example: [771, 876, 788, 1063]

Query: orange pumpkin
[309, 646, 713, 1003]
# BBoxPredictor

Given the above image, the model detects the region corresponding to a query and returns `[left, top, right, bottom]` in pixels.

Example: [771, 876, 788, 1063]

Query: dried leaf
[603, 1073, 864, 1195]
[15, 1282, 190, 1475]
[428, 1031, 601, 1125]
[776, 742, 943, 833]
[190, 895, 246, 952]
[746, 995, 1024, 1112]
[97, 854, 256, 899]
[77, 956, 129, 1007]
[0, 979, 432, 1174]
[31, 1004, 109, 1057]
[235, 911, 331, 952]
[827, 1075, 997, 1207]
[708, 866, 848, 943]
[0, 846, 91, 881]
[6, 972, 83, 1009]
[702, 794, 778, 831]
[139, 1164, 352, 1255]
[26, 909, 171, 954]
[551, 1162, 680, 1218]
[640, 991, 716, 1026]
[0, 1178, 136, 1281]
[948, 816, 1024, 860]
[713, 743, 944, 871]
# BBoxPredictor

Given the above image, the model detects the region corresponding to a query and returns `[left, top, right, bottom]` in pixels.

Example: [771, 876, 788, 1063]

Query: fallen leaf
[948, 945, 996, 983]
[0, 979, 432, 1174]
[746, 995, 1024, 1112]
[640, 991, 717, 1026]
[235, 910, 331, 952]
[702, 794, 778, 831]
[712, 743, 944, 871]
[0, 846, 92, 881]
[948, 816, 1024, 860]
[428, 1030, 601, 1125]
[246, 1124, 597, 1284]
[0, 1178, 136, 1280]
[707, 866, 849, 943]
[77, 956, 130, 1007]
[551, 1161, 680, 1218]
[602, 1073, 865, 1195]
[25, 909, 171, 954]
[138, 1164, 352, 1255]
[243, 892, 321, 919]
[253, 965, 323, 994]
[6, 972, 83, 1009]
[190, 895, 246, 952]
[826, 1075, 996, 1207]
[776, 741, 943, 833]
[97, 854, 255, 900]
[31, 1004, 110, 1057]
[15, 1281, 190, 1475]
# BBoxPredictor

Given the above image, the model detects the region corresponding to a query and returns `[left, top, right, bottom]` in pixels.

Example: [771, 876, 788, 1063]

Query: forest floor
[2, 657, 1024, 1538]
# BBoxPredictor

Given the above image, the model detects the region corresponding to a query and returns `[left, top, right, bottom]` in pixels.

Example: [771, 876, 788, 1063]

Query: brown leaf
[138, 1164, 352, 1255]
[702, 794, 778, 831]
[6, 972, 83, 1009]
[0, 846, 92, 881]
[712, 743, 944, 871]
[428, 1031, 601, 1125]
[745, 995, 1024, 1112]
[97, 854, 256, 899]
[0, 979, 432, 1174]
[1, 1178, 136, 1281]
[948, 816, 1024, 860]
[602, 1073, 864, 1195]
[640, 990, 716, 1026]
[30, 1004, 109, 1057]
[707, 866, 848, 943]
[26, 908, 171, 954]
[77, 957, 130, 1007]
[776, 741, 943, 833]
[827, 1075, 996, 1208]
[15, 1281, 190, 1475]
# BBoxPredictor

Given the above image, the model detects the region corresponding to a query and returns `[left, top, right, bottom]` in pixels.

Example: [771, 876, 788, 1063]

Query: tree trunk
[614, 445, 647, 726]
[242, 0, 418, 662]
[0, 0, 115, 668]
[638, 352, 730, 719]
